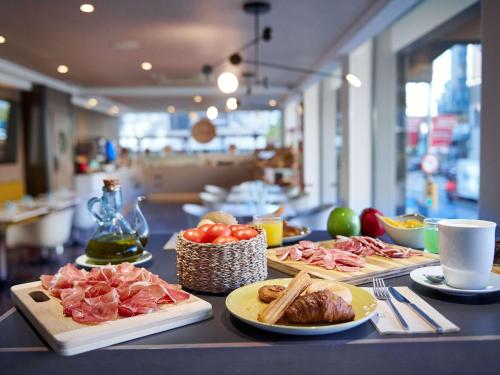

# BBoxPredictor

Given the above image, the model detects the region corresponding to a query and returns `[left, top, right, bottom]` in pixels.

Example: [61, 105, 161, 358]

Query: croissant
[283, 289, 355, 324]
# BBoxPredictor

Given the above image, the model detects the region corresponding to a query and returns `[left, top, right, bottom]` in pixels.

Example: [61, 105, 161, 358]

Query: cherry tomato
[233, 228, 258, 241]
[198, 223, 213, 233]
[213, 235, 239, 244]
[204, 224, 231, 243]
[183, 228, 204, 243]
[229, 224, 247, 234]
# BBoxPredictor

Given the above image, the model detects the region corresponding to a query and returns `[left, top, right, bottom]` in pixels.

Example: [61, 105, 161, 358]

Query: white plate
[226, 278, 377, 335]
[410, 265, 500, 296]
[75, 251, 153, 268]
[283, 226, 312, 244]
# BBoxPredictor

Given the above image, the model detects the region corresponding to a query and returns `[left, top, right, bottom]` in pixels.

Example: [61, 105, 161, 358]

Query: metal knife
[389, 287, 444, 334]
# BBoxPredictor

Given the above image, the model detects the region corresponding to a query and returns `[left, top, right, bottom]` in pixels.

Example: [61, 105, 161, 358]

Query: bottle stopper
[103, 178, 120, 191]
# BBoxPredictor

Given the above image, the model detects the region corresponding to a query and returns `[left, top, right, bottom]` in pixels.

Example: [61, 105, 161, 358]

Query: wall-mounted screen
[0, 99, 17, 163]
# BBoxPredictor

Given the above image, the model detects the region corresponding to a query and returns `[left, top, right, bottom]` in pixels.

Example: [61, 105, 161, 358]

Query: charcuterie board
[267, 240, 440, 285]
[11, 281, 212, 356]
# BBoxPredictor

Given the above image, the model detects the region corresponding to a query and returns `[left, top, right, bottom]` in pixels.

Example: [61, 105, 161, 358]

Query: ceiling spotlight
[80, 4, 95, 13]
[109, 106, 120, 115]
[268, 99, 277, 107]
[0, 36, 5, 44]
[345, 73, 362, 88]
[87, 98, 98, 107]
[217, 72, 239, 94]
[141, 62, 152, 71]
[206, 106, 218, 120]
[57, 65, 69, 74]
[229, 53, 242, 65]
[202, 64, 213, 78]
[193, 95, 202, 103]
[262, 27, 272, 41]
[166, 105, 176, 113]
[226, 97, 238, 111]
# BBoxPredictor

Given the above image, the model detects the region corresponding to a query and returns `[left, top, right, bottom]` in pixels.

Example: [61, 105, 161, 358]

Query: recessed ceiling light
[87, 98, 98, 107]
[268, 99, 277, 107]
[193, 95, 202, 103]
[206, 106, 218, 120]
[189, 112, 199, 122]
[166, 105, 176, 113]
[80, 4, 95, 13]
[226, 97, 238, 111]
[57, 65, 69, 74]
[141, 62, 152, 71]
[0, 36, 5, 44]
[109, 106, 120, 115]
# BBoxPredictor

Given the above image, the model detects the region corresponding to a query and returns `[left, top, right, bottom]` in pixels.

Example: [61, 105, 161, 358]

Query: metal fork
[373, 277, 409, 331]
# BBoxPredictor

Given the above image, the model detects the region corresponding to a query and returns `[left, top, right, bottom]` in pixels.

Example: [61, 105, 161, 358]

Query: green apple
[327, 207, 361, 237]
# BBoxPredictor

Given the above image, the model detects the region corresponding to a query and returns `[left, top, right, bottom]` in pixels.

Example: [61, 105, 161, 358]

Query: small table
[0, 207, 51, 281]
[0, 197, 78, 281]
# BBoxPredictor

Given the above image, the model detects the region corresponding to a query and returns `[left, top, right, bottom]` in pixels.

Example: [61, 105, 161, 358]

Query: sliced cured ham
[276, 236, 421, 272]
[40, 263, 190, 324]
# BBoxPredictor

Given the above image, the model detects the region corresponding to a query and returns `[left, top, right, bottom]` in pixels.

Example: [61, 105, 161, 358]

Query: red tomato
[233, 228, 258, 241]
[198, 223, 213, 233]
[213, 235, 239, 244]
[183, 228, 204, 243]
[229, 224, 247, 234]
[204, 224, 231, 243]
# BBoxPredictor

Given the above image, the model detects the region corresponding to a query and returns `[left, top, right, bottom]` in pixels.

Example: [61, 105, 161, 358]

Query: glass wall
[119, 110, 282, 154]
[399, 38, 481, 219]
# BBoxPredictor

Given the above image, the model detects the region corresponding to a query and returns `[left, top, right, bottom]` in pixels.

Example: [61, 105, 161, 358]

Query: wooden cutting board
[11, 282, 212, 356]
[267, 240, 440, 285]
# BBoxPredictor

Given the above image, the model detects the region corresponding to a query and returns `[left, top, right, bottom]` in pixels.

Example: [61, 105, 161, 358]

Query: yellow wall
[0, 180, 24, 203]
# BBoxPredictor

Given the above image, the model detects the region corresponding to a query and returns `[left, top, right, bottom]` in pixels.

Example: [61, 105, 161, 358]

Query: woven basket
[176, 228, 268, 293]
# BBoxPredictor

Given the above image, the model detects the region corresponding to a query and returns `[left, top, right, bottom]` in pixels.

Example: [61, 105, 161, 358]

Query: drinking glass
[253, 214, 283, 248]
[423, 218, 442, 254]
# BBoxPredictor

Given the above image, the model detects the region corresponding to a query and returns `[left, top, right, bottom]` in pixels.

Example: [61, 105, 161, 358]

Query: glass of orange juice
[253, 215, 283, 248]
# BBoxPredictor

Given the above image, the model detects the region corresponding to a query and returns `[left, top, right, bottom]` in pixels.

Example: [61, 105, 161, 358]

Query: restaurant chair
[204, 184, 228, 198]
[199, 191, 223, 209]
[182, 204, 209, 227]
[5, 207, 75, 257]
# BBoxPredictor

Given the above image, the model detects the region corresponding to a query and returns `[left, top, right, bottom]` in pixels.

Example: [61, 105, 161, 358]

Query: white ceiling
[0, 0, 391, 111]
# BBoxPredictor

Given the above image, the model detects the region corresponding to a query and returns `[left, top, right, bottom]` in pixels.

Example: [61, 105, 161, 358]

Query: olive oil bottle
[85, 178, 149, 264]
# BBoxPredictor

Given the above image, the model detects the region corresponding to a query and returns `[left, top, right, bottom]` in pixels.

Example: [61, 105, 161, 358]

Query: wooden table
[1, 232, 499, 374]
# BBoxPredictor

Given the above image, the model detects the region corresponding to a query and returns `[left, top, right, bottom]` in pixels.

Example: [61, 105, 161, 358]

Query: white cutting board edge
[11, 281, 213, 356]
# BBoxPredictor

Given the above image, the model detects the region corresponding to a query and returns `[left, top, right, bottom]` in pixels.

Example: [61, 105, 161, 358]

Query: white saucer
[410, 265, 500, 296]
[75, 251, 153, 268]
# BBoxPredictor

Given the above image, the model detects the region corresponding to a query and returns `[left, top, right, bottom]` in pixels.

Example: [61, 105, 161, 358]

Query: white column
[283, 99, 300, 147]
[479, 0, 500, 223]
[372, 29, 397, 216]
[303, 83, 321, 207]
[320, 76, 339, 204]
[340, 40, 373, 213]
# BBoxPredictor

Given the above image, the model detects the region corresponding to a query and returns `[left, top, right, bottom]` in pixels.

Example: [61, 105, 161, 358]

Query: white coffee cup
[438, 219, 497, 289]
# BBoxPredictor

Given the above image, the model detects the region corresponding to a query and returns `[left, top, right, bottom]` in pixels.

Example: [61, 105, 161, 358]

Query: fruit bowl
[376, 214, 425, 249]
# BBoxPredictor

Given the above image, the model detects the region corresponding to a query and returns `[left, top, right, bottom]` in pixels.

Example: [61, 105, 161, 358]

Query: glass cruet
[85, 178, 144, 264]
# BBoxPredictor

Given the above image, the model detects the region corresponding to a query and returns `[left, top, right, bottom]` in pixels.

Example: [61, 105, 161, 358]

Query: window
[119, 110, 282, 153]
[399, 29, 480, 219]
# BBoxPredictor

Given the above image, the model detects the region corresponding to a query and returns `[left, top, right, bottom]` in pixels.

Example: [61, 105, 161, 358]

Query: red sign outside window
[430, 115, 456, 147]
